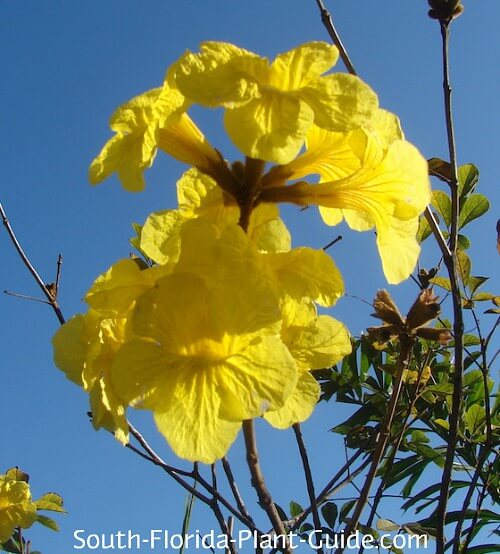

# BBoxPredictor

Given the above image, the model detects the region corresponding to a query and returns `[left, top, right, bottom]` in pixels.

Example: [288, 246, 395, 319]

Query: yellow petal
[225, 92, 314, 164]
[364, 108, 404, 149]
[85, 258, 160, 316]
[269, 42, 339, 89]
[282, 309, 352, 371]
[377, 216, 421, 284]
[283, 126, 363, 181]
[176, 168, 240, 224]
[89, 376, 129, 445]
[264, 371, 320, 429]
[155, 396, 240, 464]
[175, 42, 264, 107]
[139, 209, 185, 265]
[247, 204, 291, 253]
[158, 113, 220, 171]
[89, 86, 185, 191]
[217, 336, 297, 421]
[299, 73, 378, 132]
[264, 248, 344, 306]
[52, 314, 88, 386]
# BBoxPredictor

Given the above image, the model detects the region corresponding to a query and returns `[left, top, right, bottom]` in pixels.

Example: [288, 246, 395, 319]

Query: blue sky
[1, 1, 498, 552]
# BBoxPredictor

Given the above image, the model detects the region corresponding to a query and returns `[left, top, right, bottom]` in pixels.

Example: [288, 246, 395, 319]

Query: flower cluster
[54, 41, 431, 463]
[0, 470, 37, 543]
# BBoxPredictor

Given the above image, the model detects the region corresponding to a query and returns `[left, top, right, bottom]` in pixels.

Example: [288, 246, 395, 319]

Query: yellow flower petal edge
[111, 272, 296, 462]
[175, 41, 378, 163]
[89, 85, 186, 191]
[264, 371, 320, 429]
[262, 132, 430, 283]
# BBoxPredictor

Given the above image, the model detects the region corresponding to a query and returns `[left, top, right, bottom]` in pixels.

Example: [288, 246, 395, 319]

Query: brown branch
[293, 423, 324, 554]
[0, 202, 65, 324]
[127, 422, 262, 534]
[242, 420, 291, 553]
[221, 457, 256, 528]
[313, 0, 357, 75]
[434, 21, 465, 552]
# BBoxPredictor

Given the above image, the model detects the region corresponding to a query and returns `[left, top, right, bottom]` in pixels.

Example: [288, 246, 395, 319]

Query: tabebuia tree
[1, 1, 498, 553]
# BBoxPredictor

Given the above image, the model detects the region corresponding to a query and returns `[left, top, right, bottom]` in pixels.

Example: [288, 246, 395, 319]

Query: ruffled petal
[264, 248, 344, 306]
[264, 371, 320, 429]
[225, 93, 314, 164]
[175, 42, 264, 107]
[299, 73, 378, 132]
[269, 42, 338, 89]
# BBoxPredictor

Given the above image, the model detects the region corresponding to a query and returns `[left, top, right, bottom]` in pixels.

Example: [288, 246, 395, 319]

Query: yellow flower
[89, 83, 219, 192]
[262, 122, 431, 284]
[52, 258, 168, 444]
[265, 298, 351, 428]
[52, 310, 130, 444]
[139, 168, 291, 265]
[111, 272, 297, 463]
[175, 41, 378, 164]
[0, 475, 37, 542]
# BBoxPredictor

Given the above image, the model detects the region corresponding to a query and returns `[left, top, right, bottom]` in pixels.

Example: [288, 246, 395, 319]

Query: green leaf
[457, 234, 471, 249]
[465, 404, 486, 437]
[377, 518, 400, 532]
[431, 190, 452, 227]
[339, 500, 356, 523]
[458, 163, 479, 197]
[434, 418, 450, 430]
[416, 215, 432, 242]
[289, 501, 303, 518]
[179, 483, 196, 554]
[456, 249, 471, 283]
[459, 194, 490, 229]
[35, 493, 65, 513]
[36, 514, 59, 532]
[431, 276, 452, 292]
[321, 502, 338, 528]
[467, 276, 488, 294]
[473, 291, 497, 302]
[465, 545, 500, 554]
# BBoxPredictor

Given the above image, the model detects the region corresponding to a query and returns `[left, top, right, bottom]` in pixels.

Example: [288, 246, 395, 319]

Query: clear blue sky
[1, 1, 498, 552]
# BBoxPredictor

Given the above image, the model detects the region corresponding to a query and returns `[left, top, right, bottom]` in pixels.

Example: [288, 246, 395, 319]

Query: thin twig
[336, 336, 414, 552]
[127, 422, 261, 533]
[210, 464, 237, 554]
[293, 423, 324, 554]
[242, 420, 291, 553]
[313, 0, 357, 75]
[322, 235, 342, 251]
[0, 202, 65, 324]
[221, 457, 256, 527]
[55, 254, 63, 297]
[3, 290, 52, 305]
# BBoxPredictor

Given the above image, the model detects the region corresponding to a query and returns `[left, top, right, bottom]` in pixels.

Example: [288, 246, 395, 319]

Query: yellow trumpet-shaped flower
[262, 124, 431, 284]
[89, 82, 219, 192]
[111, 272, 297, 463]
[52, 258, 170, 443]
[0, 475, 37, 542]
[175, 41, 378, 164]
